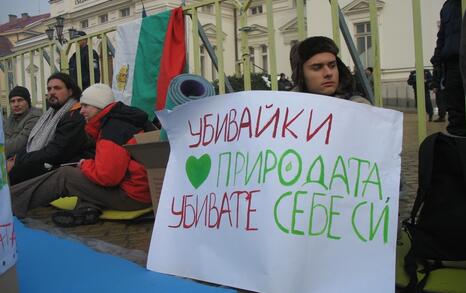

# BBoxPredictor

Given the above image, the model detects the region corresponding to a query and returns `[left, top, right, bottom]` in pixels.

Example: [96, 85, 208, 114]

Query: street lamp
[45, 16, 76, 44]
[55, 16, 64, 43]
[45, 26, 54, 40]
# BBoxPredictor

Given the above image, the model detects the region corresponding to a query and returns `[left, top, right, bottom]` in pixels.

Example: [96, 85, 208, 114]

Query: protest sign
[147, 91, 403, 293]
[0, 117, 16, 276]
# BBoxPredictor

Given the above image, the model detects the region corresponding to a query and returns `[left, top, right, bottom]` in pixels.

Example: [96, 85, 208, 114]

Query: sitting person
[4, 86, 42, 159]
[293, 36, 370, 104]
[7, 72, 92, 185]
[11, 83, 154, 227]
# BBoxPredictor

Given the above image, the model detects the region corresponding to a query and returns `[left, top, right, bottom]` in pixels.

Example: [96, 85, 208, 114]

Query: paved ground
[398, 111, 446, 221]
[21, 109, 448, 288]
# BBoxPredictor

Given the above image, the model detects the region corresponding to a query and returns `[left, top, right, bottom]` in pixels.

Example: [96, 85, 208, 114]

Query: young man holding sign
[293, 36, 370, 105]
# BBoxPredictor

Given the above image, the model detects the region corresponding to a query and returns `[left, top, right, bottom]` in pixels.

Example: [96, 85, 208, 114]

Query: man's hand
[6, 156, 15, 172]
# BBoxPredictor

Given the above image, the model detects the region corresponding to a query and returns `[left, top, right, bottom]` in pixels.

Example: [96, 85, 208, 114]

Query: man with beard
[7, 72, 92, 185]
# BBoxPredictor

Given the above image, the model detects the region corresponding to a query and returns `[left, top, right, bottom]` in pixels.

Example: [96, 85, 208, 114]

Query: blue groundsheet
[14, 218, 235, 293]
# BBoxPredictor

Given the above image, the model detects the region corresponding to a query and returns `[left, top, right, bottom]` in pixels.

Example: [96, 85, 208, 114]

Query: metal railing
[1, 0, 464, 143]
[0, 29, 116, 115]
[182, 0, 306, 93]
[0, 42, 59, 113]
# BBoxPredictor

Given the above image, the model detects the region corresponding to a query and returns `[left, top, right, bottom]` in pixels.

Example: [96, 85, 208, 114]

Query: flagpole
[141, 0, 147, 18]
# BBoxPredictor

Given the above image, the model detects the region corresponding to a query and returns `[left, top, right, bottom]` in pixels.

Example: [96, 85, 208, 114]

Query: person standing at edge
[11, 84, 154, 227]
[407, 69, 434, 121]
[7, 73, 92, 185]
[4, 86, 42, 158]
[68, 31, 100, 90]
[431, 0, 465, 136]
[431, 65, 447, 122]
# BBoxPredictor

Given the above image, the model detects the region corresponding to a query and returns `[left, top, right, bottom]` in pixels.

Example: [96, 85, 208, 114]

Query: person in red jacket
[11, 83, 154, 227]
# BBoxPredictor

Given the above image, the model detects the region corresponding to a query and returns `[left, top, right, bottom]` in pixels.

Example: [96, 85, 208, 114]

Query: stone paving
[21, 110, 448, 279]
[398, 111, 446, 221]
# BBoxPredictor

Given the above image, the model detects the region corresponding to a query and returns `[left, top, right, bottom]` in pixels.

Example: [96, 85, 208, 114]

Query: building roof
[0, 13, 50, 33]
[0, 36, 13, 57]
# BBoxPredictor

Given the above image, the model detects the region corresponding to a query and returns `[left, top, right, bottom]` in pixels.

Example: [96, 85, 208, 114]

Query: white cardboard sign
[0, 116, 16, 276]
[148, 91, 403, 293]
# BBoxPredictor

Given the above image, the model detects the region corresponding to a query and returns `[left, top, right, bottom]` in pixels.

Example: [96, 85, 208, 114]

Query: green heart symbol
[185, 154, 211, 189]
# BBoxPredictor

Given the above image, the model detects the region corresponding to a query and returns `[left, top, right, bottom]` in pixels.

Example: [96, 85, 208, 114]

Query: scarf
[26, 98, 77, 153]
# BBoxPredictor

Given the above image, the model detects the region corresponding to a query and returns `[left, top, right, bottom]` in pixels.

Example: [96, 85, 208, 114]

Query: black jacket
[10, 104, 94, 185]
[16, 107, 90, 166]
[69, 45, 100, 90]
[407, 70, 432, 91]
[431, 0, 462, 65]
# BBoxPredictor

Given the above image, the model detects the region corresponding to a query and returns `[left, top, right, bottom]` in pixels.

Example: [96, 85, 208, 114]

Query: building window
[249, 46, 255, 73]
[250, 5, 263, 15]
[99, 14, 108, 24]
[200, 46, 206, 77]
[261, 45, 268, 73]
[7, 60, 14, 91]
[80, 19, 88, 29]
[120, 8, 130, 17]
[355, 22, 372, 68]
[211, 46, 217, 81]
[201, 5, 213, 13]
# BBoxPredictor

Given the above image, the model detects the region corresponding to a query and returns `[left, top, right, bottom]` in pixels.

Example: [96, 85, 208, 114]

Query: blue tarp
[14, 218, 235, 293]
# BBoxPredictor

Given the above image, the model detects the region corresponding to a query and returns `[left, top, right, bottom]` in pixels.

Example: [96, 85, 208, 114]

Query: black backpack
[403, 132, 466, 293]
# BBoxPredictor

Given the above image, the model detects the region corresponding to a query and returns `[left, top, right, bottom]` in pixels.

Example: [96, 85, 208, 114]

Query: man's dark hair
[298, 36, 339, 62]
[47, 72, 82, 100]
[289, 42, 300, 85]
[71, 30, 87, 39]
[366, 67, 373, 73]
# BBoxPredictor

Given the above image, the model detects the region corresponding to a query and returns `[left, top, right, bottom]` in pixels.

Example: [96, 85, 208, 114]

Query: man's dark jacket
[431, 0, 462, 65]
[9, 103, 94, 185]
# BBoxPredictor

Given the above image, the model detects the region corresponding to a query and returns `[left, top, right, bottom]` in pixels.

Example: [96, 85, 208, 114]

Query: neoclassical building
[307, 0, 444, 106]
[0, 0, 446, 107]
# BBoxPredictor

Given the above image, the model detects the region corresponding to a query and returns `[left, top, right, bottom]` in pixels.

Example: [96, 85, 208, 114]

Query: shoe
[428, 114, 433, 122]
[52, 207, 101, 227]
[433, 117, 445, 122]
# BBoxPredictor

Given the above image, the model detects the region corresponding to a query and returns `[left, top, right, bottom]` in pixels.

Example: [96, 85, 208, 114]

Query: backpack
[403, 132, 466, 293]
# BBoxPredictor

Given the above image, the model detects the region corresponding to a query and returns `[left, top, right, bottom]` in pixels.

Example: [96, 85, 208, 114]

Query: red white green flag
[112, 7, 186, 119]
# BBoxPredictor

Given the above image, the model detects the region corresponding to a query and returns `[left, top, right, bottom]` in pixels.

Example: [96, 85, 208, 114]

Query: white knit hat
[80, 83, 115, 109]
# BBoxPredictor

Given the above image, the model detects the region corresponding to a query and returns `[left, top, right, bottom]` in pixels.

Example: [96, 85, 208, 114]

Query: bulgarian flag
[112, 7, 186, 119]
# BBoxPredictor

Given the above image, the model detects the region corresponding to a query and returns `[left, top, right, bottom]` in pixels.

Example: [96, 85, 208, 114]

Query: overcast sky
[1, 0, 50, 24]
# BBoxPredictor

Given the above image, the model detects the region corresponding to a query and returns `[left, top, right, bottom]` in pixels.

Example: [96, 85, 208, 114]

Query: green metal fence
[0, 28, 116, 114]
[0, 42, 59, 114]
[182, 0, 306, 92]
[1, 0, 464, 143]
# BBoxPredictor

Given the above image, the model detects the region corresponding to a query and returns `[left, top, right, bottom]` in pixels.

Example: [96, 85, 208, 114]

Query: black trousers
[8, 161, 50, 186]
[11, 166, 150, 218]
[444, 60, 466, 136]
[435, 89, 447, 119]
[413, 87, 433, 117]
